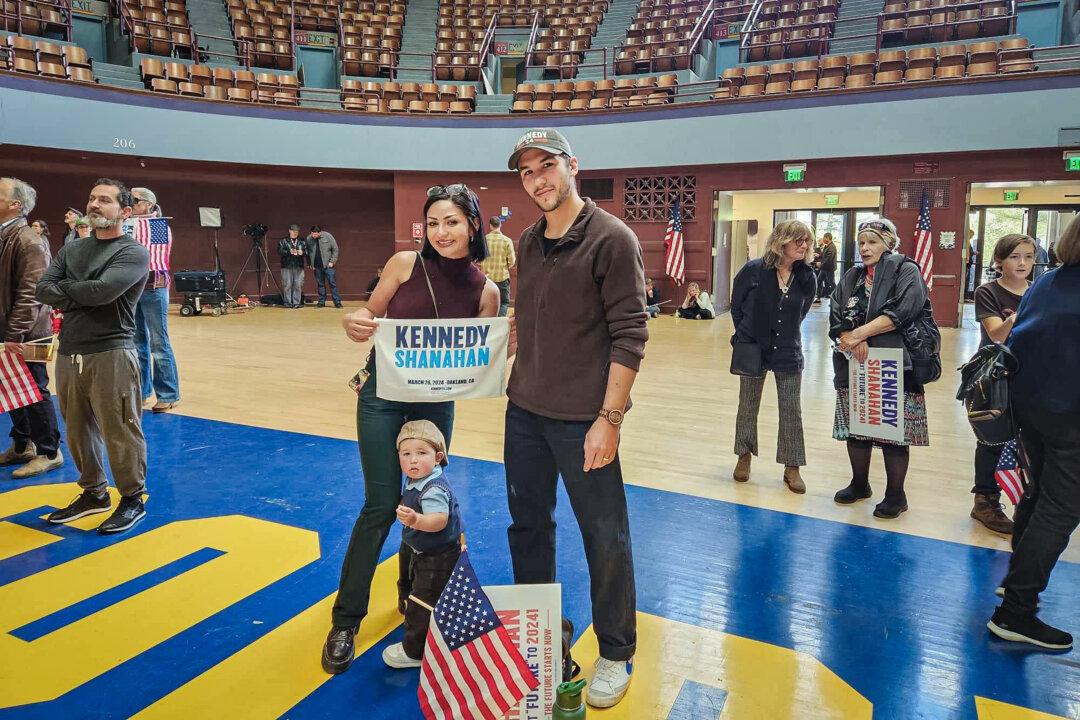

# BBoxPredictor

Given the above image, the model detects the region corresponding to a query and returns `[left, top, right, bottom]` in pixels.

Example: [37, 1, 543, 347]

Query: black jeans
[401, 543, 461, 659]
[676, 306, 713, 320]
[999, 402, 1080, 616]
[8, 361, 60, 458]
[332, 363, 454, 629]
[817, 270, 835, 301]
[973, 442, 1004, 496]
[504, 402, 636, 661]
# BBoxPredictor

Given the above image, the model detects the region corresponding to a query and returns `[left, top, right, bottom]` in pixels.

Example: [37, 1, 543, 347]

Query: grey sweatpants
[281, 267, 304, 306]
[55, 349, 147, 498]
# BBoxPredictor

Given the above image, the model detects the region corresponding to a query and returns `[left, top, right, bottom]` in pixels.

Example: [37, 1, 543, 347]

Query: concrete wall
[2, 72, 1080, 171]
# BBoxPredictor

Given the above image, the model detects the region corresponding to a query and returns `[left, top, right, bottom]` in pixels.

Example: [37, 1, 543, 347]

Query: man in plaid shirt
[479, 216, 516, 316]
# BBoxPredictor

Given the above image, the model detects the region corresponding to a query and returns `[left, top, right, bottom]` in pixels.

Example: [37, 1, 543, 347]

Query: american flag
[663, 199, 685, 285]
[128, 217, 172, 272]
[912, 188, 934, 290]
[995, 438, 1025, 505]
[418, 550, 539, 720]
[0, 350, 43, 413]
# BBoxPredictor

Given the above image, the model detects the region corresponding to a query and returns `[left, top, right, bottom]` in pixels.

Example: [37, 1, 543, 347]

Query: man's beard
[87, 213, 120, 229]
[531, 181, 571, 213]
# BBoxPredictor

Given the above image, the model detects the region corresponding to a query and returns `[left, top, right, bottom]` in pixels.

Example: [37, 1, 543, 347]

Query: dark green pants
[331, 364, 454, 629]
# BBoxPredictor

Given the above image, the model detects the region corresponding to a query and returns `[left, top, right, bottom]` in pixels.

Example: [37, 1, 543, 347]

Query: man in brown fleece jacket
[504, 129, 648, 709]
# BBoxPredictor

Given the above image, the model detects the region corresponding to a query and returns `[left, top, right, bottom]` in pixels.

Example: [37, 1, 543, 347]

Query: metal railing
[0, 0, 72, 42]
[610, 0, 715, 75]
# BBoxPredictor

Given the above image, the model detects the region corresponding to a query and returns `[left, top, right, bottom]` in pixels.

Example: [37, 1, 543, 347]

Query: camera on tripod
[243, 223, 269, 243]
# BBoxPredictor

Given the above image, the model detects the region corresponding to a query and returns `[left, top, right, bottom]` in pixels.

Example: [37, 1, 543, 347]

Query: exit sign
[1069, 156, 1080, 172]
[1003, 191, 1020, 202]
[785, 168, 804, 182]
[825, 194, 839, 206]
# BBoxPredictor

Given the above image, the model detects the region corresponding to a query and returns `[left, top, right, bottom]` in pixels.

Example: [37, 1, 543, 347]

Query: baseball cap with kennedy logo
[507, 128, 574, 171]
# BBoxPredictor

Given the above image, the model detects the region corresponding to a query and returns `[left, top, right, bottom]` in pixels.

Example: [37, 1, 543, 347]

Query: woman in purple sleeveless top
[322, 184, 499, 674]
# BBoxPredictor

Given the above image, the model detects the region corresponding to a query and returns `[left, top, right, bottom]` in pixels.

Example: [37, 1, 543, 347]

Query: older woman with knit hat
[829, 217, 938, 519]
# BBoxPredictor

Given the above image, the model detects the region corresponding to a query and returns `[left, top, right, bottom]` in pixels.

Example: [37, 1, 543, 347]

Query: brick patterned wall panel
[624, 175, 696, 222]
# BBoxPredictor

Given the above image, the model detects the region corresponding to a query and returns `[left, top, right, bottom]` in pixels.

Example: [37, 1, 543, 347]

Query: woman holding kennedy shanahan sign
[829, 217, 937, 521]
[322, 184, 500, 675]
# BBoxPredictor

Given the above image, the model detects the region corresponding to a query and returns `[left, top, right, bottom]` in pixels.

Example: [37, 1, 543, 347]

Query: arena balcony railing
[1, 0, 71, 41]
[609, 0, 716, 75]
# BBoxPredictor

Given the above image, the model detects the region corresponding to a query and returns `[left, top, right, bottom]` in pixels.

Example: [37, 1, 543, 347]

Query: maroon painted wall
[392, 147, 1077, 328]
[0, 147, 396, 300]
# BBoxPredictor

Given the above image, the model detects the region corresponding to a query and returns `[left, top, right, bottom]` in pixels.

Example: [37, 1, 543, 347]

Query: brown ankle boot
[971, 493, 1014, 534]
[783, 466, 806, 494]
[734, 453, 752, 482]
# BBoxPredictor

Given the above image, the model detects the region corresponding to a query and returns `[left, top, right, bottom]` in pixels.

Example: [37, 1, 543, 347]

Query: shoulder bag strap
[416, 252, 439, 319]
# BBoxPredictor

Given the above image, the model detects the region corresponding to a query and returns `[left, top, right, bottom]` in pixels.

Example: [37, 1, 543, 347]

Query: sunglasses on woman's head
[859, 221, 894, 233]
[427, 184, 468, 197]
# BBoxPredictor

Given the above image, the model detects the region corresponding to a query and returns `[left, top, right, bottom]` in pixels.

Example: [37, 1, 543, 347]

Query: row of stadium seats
[879, 0, 1012, 45]
[616, 0, 711, 75]
[119, 0, 194, 58]
[0, 0, 67, 38]
[341, 79, 477, 104]
[718, 39, 1033, 96]
[744, 0, 840, 60]
[343, 97, 474, 111]
[4, 34, 93, 81]
[512, 74, 678, 110]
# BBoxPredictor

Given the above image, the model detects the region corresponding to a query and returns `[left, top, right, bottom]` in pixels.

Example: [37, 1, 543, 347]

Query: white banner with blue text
[848, 346, 905, 443]
[373, 317, 509, 402]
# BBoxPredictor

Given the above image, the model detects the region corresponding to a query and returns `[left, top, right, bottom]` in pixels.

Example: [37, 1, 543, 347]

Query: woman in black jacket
[730, 220, 817, 493]
[830, 217, 935, 519]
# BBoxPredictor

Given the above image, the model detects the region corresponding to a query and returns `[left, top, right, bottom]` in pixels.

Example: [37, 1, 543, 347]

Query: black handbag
[730, 340, 765, 378]
[956, 343, 1019, 445]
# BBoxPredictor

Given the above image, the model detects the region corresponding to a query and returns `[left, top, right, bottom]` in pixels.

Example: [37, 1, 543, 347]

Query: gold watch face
[605, 409, 624, 425]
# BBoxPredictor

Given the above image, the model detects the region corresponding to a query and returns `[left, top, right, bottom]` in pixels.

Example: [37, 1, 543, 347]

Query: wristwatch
[598, 408, 625, 426]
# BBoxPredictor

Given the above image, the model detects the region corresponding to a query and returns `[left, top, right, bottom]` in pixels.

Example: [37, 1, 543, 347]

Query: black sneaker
[47, 490, 111, 524]
[334, 302, 343, 309]
[988, 608, 1073, 650]
[834, 482, 872, 505]
[322, 626, 356, 674]
[98, 496, 146, 534]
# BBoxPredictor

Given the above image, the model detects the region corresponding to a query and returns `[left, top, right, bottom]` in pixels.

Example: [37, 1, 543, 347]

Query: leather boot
[733, 453, 752, 483]
[834, 481, 872, 504]
[971, 493, 1014, 534]
[321, 626, 356, 675]
[873, 493, 908, 519]
[783, 466, 806, 494]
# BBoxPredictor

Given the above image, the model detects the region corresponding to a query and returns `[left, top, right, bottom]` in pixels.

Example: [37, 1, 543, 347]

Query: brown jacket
[508, 198, 648, 421]
[0, 218, 52, 343]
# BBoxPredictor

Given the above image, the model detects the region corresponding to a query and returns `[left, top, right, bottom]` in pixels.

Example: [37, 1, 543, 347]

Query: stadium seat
[179, 81, 202, 96]
[151, 77, 179, 93]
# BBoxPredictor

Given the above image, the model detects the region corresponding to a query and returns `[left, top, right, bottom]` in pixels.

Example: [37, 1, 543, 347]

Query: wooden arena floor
[1, 301, 1077, 719]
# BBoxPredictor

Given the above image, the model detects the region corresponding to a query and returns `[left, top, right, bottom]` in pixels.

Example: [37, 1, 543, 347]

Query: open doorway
[965, 181, 1080, 301]
[714, 186, 883, 304]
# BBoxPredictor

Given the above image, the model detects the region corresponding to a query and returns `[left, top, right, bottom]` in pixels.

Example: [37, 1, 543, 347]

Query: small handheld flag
[994, 438, 1025, 505]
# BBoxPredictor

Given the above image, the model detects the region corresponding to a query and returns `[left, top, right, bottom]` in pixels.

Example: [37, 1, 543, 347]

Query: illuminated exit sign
[783, 163, 807, 183]
[1003, 191, 1020, 202]
[1069, 156, 1080, 172]
[825, 194, 840, 206]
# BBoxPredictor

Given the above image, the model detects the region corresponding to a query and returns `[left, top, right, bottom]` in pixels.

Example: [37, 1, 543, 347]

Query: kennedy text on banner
[848, 347, 905, 443]
[373, 318, 509, 402]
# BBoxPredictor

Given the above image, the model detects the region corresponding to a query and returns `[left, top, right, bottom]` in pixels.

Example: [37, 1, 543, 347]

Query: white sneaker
[382, 642, 422, 669]
[586, 657, 633, 708]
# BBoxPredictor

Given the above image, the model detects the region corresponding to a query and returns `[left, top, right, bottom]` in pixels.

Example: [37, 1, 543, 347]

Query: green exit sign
[785, 168, 804, 183]
[1003, 191, 1020, 202]
[825, 194, 840, 206]
[1069, 156, 1080, 172]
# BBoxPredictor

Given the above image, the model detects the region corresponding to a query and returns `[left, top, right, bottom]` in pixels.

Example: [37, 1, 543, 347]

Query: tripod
[231, 235, 281, 298]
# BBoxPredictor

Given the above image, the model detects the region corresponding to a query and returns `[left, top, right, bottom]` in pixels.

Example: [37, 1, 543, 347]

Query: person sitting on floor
[676, 281, 714, 319]
[645, 277, 662, 318]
